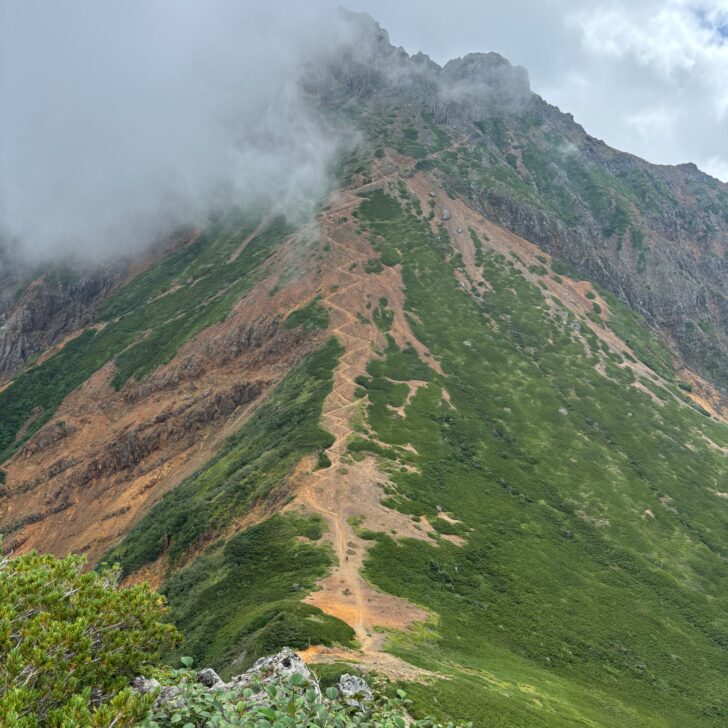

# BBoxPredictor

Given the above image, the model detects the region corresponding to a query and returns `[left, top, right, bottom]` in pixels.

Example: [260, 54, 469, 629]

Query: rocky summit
[1, 10, 728, 727]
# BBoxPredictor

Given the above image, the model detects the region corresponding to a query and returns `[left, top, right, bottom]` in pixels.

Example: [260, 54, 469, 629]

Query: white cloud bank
[2, 0, 726, 267]
[0, 1, 341, 265]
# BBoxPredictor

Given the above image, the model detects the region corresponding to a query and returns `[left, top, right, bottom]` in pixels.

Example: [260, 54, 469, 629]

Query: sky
[353, 0, 728, 181]
[1, 0, 727, 265]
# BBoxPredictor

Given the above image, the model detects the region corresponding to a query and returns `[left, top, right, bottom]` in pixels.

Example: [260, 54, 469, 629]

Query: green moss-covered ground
[354, 188, 728, 727]
[161, 513, 355, 674]
[285, 297, 330, 331]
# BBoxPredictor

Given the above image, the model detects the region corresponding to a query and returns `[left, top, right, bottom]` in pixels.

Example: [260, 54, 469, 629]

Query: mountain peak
[441, 51, 532, 114]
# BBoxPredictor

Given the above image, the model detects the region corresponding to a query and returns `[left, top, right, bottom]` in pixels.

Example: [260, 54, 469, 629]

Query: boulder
[135, 647, 326, 710]
[197, 667, 224, 689]
[338, 673, 373, 711]
[229, 646, 321, 700]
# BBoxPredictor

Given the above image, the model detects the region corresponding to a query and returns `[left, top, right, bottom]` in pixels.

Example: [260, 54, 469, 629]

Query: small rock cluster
[134, 647, 373, 711]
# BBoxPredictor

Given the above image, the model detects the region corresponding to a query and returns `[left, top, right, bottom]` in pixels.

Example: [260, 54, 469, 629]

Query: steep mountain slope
[312, 10, 728, 401]
[2, 11, 728, 727]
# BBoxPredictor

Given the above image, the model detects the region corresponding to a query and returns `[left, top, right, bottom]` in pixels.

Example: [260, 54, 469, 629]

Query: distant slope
[313, 9, 728, 400]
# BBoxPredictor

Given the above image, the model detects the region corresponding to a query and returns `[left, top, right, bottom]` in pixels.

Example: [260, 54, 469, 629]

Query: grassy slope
[162, 512, 355, 675]
[353, 189, 728, 727]
[0, 212, 291, 461]
[107, 338, 356, 671]
[5, 102, 726, 723]
[359, 103, 726, 391]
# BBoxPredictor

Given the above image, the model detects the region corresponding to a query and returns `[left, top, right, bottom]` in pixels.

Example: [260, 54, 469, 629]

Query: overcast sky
[351, 0, 728, 181]
[2, 0, 727, 265]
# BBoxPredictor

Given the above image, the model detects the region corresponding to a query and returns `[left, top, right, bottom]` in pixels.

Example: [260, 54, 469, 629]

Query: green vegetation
[356, 188, 728, 726]
[161, 514, 355, 672]
[601, 290, 675, 381]
[682, 321, 728, 392]
[285, 297, 330, 331]
[1, 550, 177, 727]
[364, 258, 384, 274]
[372, 298, 394, 333]
[0, 213, 291, 462]
[551, 258, 584, 279]
[468, 228, 485, 268]
[108, 338, 342, 573]
[395, 123, 427, 160]
[144, 661, 465, 727]
[0, 550, 456, 727]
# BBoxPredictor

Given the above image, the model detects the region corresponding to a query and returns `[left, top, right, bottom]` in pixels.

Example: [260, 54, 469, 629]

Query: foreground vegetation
[2, 550, 461, 727]
[143, 663, 464, 728]
[0, 550, 177, 727]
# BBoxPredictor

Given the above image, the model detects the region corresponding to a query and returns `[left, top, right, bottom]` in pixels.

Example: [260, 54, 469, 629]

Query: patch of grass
[372, 297, 394, 333]
[468, 228, 485, 268]
[285, 297, 330, 331]
[601, 290, 675, 381]
[364, 258, 384, 274]
[356, 188, 728, 727]
[551, 258, 584, 279]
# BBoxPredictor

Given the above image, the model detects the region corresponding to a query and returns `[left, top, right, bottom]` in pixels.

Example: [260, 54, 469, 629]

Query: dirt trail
[292, 197, 435, 679]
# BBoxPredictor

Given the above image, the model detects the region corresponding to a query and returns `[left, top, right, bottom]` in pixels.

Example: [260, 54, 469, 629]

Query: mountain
[2, 11, 728, 726]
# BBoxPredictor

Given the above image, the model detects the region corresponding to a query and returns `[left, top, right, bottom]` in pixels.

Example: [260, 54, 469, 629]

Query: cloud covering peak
[0, 1, 342, 265]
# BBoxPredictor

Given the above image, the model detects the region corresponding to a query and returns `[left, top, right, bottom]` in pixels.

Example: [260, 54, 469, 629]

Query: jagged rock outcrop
[306, 10, 727, 393]
[134, 648, 373, 714]
[0, 264, 126, 381]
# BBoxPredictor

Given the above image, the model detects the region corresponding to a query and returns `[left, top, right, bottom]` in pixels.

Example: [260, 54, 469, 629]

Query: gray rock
[442, 208, 451, 221]
[131, 676, 160, 694]
[228, 647, 321, 702]
[338, 673, 373, 712]
[197, 667, 224, 689]
[135, 648, 374, 713]
[131, 676, 183, 710]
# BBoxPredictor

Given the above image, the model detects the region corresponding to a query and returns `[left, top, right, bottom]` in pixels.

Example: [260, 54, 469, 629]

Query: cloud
[570, 1, 728, 111]
[562, 0, 728, 176]
[0, 0, 344, 265]
[351, 0, 728, 181]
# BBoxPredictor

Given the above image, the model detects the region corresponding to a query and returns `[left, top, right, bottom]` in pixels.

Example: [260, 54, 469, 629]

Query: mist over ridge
[0, 1, 350, 266]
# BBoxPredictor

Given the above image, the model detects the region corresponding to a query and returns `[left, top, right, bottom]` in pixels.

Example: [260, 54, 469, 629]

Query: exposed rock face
[0, 264, 126, 381]
[337, 673, 373, 710]
[135, 648, 350, 710]
[441, 52, 531, 118]
[0, 298, 318, 559]
[468, 134, 728, 393]
[228, 648, 321, 700]
[308, 10, 530, 118]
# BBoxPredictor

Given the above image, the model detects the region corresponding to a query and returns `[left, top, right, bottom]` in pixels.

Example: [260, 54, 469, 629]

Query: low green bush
[0, 550, 178, 727]
[143, 662, 468, 728]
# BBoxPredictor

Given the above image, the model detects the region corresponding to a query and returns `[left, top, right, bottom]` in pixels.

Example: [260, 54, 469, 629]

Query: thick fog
[0, 1, 346, 265]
